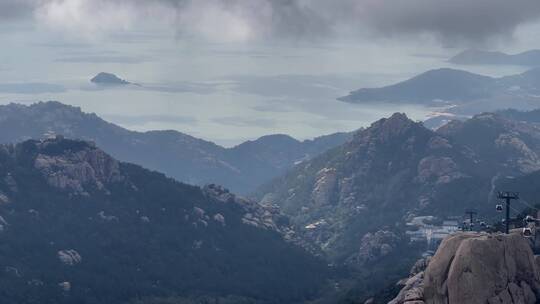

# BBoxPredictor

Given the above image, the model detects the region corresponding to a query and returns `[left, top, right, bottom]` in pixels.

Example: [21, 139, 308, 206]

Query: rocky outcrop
[204, 184, 284, 231]
[495, 133, 540, 173]
[312, 168, 337, 206]
[389, 257, 431, 304]
[391, 232, 540, 304]
[33, 137, 124, 195]
[416, 156, 465, 184]
[0, 215, 8, 232]
[353, 230, 400, 265]
[58, 249, 82, 266]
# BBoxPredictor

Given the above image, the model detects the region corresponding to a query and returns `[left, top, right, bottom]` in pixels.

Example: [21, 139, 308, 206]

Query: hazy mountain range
[5, 101, 540, 302]
[338, 67, 540, 106]
[0, 102, 351, 194]
[449, 49, 540, 66]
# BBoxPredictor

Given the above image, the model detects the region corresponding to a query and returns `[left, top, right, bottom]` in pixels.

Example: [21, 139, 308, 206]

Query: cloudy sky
[1, 0, 540, 145]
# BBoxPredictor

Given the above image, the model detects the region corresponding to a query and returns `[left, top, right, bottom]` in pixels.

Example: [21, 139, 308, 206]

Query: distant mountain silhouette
[0, 101, 350, 194]
[450, 49, 540, 66]
[339, 67, 540, 105]
[91, 72, 131, 85]
[339, 68, 494, 104]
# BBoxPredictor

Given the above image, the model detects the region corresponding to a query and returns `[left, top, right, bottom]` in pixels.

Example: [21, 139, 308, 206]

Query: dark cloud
[3, 0, 540, 45]
[359, 0, 540, 45]
[0, 0, 34, 21]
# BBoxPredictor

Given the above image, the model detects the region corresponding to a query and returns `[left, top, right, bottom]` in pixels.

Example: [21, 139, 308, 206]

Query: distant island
[449, 49, 540, 66]
[90, 72, 131, 85]
[338, 67, 540, 105]
[338, 68, 495, 104]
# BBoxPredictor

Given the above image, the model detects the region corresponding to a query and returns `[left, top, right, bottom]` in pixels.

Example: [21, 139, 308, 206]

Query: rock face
[391, 232, 540, 304]
[354, 230, 400, 265]
[33, 137, 124, 195]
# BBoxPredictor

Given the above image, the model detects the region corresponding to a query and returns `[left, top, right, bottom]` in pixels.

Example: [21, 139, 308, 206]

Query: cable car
[496, 204, 503, 212]
[525, 215, 536, 223]
[523, 227, 533, 237]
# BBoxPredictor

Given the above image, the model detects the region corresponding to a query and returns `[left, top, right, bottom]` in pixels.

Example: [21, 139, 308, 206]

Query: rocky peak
[29, 137, 124, 195]
[437, 112, 508, 137]
[361, 113, 423, 142]
[437, 112, 540, 174]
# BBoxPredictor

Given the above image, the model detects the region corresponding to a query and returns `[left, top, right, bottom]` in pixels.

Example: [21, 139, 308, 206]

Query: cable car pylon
[497, 191, 519, 234]
[465, 208, 478, 231]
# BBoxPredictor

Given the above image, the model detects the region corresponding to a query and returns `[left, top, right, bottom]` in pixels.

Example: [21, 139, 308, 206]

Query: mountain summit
[256, 111, 540, 300]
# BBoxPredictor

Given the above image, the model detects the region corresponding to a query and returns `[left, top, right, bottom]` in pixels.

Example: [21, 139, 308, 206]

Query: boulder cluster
[390, 232, 540, 304]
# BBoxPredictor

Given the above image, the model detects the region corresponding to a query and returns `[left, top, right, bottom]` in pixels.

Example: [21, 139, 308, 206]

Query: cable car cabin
[525, 215, 536, 223]
[523, 227, 533, 237]
[496, 204, 504, 212]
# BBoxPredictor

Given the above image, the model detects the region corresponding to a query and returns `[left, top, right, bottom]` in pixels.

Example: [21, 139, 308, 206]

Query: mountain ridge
[0, 136, 329, 304]
[255, 111, 540, 301]
[338, 67, 540, 106]
[449, 49, 540, 66]
[0, 101, 351, 194]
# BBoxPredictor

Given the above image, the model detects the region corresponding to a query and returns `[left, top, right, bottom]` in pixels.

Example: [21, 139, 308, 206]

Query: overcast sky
[2, 0, 540, 45]
[1, 1, 540, 145]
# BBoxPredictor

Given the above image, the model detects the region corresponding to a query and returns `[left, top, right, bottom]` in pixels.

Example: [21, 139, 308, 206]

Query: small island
[90, 72, 131, 85]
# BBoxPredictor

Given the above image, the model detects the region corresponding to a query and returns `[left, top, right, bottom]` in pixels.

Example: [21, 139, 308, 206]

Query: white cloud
[1, 0, 540, 45]
[34, 0, 175, 39]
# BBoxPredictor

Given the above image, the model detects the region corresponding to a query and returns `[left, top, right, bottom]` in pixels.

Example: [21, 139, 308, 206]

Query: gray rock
[58, 249, 82, 266]
[213, 213, 226, 226]
[58, 281, 71, 292]
[34, 139, 124, 195]
[0, 191, 10, 205]
[389, 271, 425, 304]
[355, 230, 399, 265]
[423, 232, 540, 304]
[311, 168, 337, 206]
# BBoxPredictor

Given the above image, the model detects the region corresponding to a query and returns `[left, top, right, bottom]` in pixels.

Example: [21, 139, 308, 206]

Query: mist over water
[0, 23, 530, 146]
